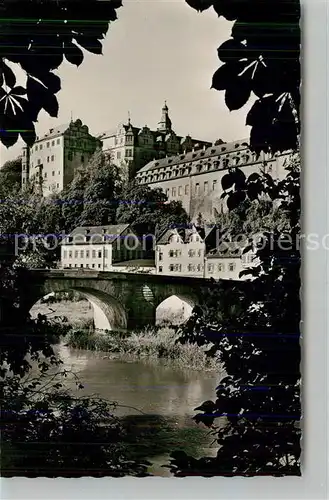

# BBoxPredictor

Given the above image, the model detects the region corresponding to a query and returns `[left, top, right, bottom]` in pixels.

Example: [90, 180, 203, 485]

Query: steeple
[157, 101, 172, 133]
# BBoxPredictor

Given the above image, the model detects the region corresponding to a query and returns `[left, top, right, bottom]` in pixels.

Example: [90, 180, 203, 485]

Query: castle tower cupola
[157, 101, 172, 133]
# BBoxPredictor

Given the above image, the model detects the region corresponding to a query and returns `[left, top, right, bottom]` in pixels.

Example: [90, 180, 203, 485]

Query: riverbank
[65, 327, 219, 372]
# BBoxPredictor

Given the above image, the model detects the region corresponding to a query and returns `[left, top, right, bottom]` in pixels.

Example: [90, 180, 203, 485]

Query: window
[197, 264, 201, 272]
[58, 171, 60, 175]
[74, 264, 77, 268]
[195, 183, 200, 195]
[74, 250, 78, 258]
[169, 264, 174, 272]
[80, 250, 84, 258]
[126, 149, 133, 157]
[212, 180, 217, 191]
[159, 266, 163, 272]
[64, 250, 67, 259]
[172, 187, 176, 197]
[68, 152, 73, 161]
[80, 264, 83, 268]
[92, 250, 96, 258]
[81, 155, 84, 163]
[52, 140, 55, 146]
[208, 263, 214, 273]
[56, 183, 59, 188]
[37, 159, 41, 165]
[117, 151, 121, 159]
[86, 250, 90, 258]
[188, 249, 195, 257]
[98, 264, 101, 268]
[98, 250, 102, 258]
[69, 251, 72, 258]
[169, 250, 174, 257]
[68, 264, 72, 268]
[229, 262, 236, 272]
[35, 145, 38, 151]
[86, 264, 89, 268]
[159, 253, 163, 261]
[174, 264, 182, 272]
[44, 172, 47, 178]
[204, 181, 209, 194]
[52, 171, 55, 176]
[104, 249, 108, 258]
[218, 263, 224, 272]
[46, 142, 50, 148]
[198, 249, 202, 257]
[92, 263, 95, 268]
[178, 186, 182, 196]
[47, 156, 50, 162]
[51, 155, 54, 161]
[57, 138, 60, 144]
[39, 144, 43, 150]
[185, 184, 189, 195]
[188, 264, 195, 272]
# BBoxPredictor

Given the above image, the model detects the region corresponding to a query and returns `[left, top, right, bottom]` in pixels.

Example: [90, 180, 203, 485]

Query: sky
[0, 0, 251, 165]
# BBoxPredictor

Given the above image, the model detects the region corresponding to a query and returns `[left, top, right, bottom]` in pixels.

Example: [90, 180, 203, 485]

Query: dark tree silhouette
[185, 0, 300, 154]
[0, 0, 122, 147]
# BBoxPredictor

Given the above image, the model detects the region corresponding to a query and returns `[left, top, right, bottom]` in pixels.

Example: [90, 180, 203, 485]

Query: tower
[21, 145, 30, 189]
[157, 101, 172, 133]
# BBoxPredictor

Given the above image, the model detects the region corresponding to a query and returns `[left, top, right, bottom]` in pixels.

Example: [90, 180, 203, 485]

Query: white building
[155, 224, 218, 277]
[205, 240, 257, 280]
[22, 119, 101, 196]
[60, 224, 145, 271]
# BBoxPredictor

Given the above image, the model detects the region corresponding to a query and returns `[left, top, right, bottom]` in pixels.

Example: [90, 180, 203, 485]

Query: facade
[97, 102, 213, 180]
[155, 224, 218, 278]
[136, 138, 292, 220]
[22, 119, 102, 196]
[204, 240, 257, 281]
[60, 224, 145, 271]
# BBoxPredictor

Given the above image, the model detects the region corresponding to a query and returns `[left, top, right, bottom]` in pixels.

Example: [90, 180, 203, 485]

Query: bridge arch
[155, 294, 196, 326]
[28, 283, 128, 332]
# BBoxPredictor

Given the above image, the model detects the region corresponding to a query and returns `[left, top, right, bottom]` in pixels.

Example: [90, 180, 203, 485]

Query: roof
[206, 240, 248, 259]
[112, 259, 155, 268]
[35, 123, 70, 143]
[62, 224, 130, 245]
[136, 138, 250, 174]
[156, 224, 205, 245]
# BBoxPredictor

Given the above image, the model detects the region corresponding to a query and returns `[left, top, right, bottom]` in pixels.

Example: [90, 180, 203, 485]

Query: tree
[170, 154, 301, 476]
[0, 157, 22, 197]
[116, 181, 189, 241]
[0, 0, 122, 148]
[185, 0, 300, 154]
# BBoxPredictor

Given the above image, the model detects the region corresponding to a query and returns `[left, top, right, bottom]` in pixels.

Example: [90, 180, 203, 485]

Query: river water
[56, 343, 220, 476]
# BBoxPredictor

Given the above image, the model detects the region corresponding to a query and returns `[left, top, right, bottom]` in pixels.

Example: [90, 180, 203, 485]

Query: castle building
[136, 139, 291, 221]
[204, 240, 257, 281]
[97, 102, 213, 180]
[22, 119, 102, 196]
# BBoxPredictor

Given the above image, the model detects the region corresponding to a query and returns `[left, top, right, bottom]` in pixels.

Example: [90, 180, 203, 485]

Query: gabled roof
[36, 123, 70, 143]
[137, 138, 250, 174]
[62, 224, 130, 245]
[156, 224, 204, 245]
[206, 240, 248, 259]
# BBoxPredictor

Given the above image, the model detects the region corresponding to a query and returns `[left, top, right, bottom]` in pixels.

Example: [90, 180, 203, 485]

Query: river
[55, 343, 220, 476]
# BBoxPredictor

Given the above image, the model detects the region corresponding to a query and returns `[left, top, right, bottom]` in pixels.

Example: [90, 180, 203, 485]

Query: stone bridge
[19, 269, 222, 331]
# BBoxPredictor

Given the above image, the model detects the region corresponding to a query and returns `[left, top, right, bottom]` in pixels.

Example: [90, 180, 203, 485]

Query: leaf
[10, 86, 26, 96]
[64, 41, 84, 66]
[37, 72, 61, 94]
[211, 62, 244, 91]
[217, 39, 246, 63]
[248, 173, 261, 182]
[75, 37, 103, 55]
[225, 78, 251, 111]
[185, 0, 213, 11]
[2, 62, 16, 88]
[221, 173, 235, 190]
[227, 190, 246, 210]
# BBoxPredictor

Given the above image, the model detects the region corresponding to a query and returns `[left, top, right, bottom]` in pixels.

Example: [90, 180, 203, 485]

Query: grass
[65, 326, 218, 371]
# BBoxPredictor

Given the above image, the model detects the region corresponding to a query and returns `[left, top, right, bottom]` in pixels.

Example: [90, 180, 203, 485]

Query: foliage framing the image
[0, 0, 122, 148]
[186, 0, 301, 154]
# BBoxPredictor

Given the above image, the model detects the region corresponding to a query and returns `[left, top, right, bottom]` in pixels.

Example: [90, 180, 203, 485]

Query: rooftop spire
[158, 101, 172, 133]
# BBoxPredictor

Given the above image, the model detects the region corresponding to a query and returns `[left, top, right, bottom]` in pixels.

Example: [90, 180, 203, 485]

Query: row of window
[34, 138, 61, 151]
[65, 263, 105, 269]
[116, 149, 133, 160]
[158, 262, 237, 273]
[63, 249, 108, 259]
[161, 249, 203, 259]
